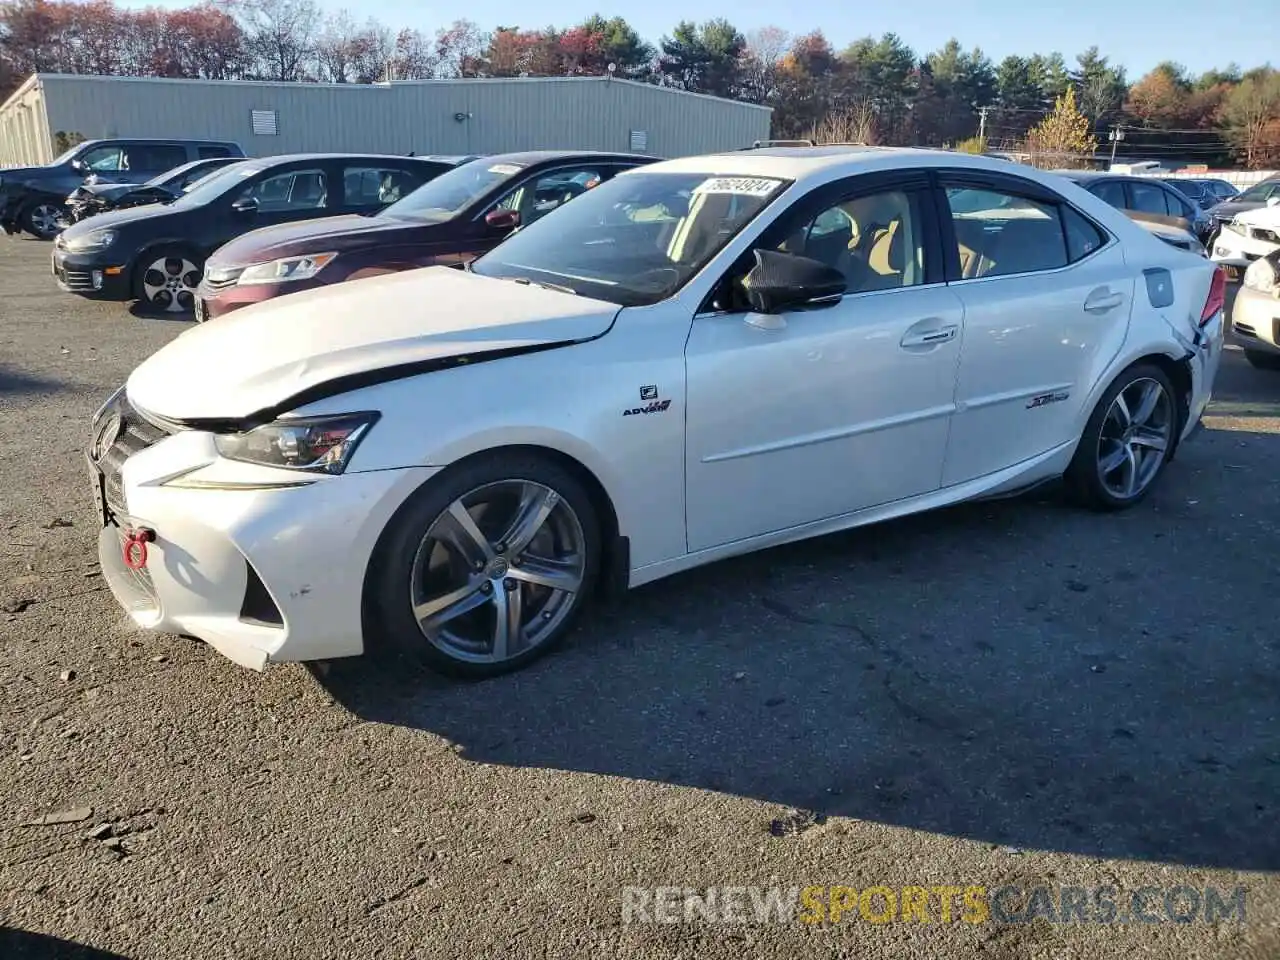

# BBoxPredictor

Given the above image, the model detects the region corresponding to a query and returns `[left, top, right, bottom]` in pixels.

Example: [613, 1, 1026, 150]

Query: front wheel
[133, 248, 203, 314]
[1065, 363, 1178, 511]
[365, 452, 602, 679]
[21, 201, 67, 239]
[1244, 349, 1280, 371]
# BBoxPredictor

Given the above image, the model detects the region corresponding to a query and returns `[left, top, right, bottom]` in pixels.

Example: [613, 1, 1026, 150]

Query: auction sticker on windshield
[489, 164, 523, 176]
[693, 177, 784, 197]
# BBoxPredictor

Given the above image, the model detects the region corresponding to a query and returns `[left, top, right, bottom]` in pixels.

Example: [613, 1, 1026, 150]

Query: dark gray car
[0, 138, 245, 239]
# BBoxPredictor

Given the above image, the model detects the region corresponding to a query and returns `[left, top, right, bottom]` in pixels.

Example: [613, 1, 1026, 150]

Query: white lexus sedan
[88, 147, 1225, 677]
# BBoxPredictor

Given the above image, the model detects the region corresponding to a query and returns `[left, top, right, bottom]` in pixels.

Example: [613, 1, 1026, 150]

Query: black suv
[1, 138, 245, 239]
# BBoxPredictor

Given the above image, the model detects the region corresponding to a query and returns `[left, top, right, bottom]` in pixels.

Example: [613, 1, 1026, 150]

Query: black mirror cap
[232, 197, 259, 214]
[742, 248, 847, 314]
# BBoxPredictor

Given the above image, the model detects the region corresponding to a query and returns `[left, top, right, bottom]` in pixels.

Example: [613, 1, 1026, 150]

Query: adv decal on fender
[624, 399, 672, 416]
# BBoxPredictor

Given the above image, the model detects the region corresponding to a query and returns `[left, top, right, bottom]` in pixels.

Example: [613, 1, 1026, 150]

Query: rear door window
[1089, 180, 1127, 209]
[198, 145, 235, 159]
[1127, 181, 1171, 216]
[944, 186, 1069, 279]
[125, 144, 188, 173]
[342, 165, 431, 209]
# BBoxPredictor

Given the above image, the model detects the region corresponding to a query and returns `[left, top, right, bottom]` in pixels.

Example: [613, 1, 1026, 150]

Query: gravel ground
[2, 236, 1278, 959]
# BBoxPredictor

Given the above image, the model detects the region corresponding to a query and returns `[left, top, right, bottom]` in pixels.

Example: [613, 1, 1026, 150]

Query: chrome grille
[96, 397, 173, 518]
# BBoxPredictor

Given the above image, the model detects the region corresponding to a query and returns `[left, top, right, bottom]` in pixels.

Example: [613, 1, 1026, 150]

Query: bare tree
[315, 8, 358, 82]
[808, 100, 879, 144]
[739, 25, 788, 104]
[235, 0, 319, 81]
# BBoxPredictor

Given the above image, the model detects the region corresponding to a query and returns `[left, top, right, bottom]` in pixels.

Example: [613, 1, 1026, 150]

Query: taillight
[1200, 266, 1225, 326]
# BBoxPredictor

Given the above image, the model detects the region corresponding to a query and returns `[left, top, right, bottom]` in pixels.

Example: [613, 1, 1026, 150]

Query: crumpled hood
[127, 266, 621, 422]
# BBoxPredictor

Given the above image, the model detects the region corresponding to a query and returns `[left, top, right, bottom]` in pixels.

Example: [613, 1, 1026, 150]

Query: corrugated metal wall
[5, 74, 769, 164]
[0, 77, 54, 167]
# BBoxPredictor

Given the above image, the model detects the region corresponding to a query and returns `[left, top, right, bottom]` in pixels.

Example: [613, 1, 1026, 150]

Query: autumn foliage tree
[1024, 85, 1098, 167]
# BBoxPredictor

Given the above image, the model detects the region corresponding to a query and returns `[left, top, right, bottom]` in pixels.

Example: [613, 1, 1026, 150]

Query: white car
[88, 147, 1226, 677]
[1231, 253, 1280, 369]
[1210, 199, 1280, 269]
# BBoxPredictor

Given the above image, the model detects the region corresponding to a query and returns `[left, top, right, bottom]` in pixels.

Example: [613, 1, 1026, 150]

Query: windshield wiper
[498, 275, 579, 296]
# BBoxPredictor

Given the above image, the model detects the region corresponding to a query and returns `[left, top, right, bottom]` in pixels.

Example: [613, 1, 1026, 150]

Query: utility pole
[977, 105, 990, 142]
[1108, 126, 1125, 167]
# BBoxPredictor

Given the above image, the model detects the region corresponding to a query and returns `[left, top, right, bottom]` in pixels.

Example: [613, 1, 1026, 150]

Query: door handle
[1083, 288, 1124, 313]
[900, 324, 958, 348]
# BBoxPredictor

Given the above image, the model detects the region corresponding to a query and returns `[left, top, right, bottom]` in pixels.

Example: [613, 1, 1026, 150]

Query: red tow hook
[122, 528, 156, 570]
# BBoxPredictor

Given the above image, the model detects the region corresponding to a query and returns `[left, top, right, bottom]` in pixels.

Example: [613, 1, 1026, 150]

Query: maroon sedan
[196, 150, 657, 320]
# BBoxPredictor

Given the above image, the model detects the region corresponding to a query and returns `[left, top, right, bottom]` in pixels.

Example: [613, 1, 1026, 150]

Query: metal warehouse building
[0, 73, 771, 167]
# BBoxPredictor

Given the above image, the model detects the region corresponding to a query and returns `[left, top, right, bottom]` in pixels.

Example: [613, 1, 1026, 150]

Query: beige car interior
[776, 190, 924, 293]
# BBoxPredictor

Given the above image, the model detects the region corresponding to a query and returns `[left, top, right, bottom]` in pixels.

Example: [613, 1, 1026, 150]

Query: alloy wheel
[408, 480, 587, 665]
[30, 204, 63, 237]
[1096, 377, 1173, 499]
[141, 257, 201, 313]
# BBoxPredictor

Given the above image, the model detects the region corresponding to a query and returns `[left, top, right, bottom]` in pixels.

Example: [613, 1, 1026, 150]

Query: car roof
[78, 137, 239, 147]
[644, 145, 1030, 184]
[466, 150, 657, 167]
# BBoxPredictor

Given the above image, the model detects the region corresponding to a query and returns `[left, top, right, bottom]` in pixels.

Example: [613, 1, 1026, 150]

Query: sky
[119, 0, 1277, 78]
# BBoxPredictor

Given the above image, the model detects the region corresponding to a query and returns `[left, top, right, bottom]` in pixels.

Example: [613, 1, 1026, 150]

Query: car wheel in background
[1243, 349, 1280, 371]
[22, 201, 67, 240]
[365, 451, 602, 679]
[1065, 362, 1178, 511]
[133, 248, 203, 315]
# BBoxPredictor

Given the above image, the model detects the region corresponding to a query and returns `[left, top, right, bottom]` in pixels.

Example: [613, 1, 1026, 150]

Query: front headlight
[237, 252, 338, 285]
[62, 228, 116, 253]
[1243, 257, 1278, 295]
[1223, 220, 1247, 236]
[213, 412, 379, 474]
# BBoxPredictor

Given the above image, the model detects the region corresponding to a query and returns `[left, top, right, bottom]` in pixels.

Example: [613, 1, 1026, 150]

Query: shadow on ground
[318, 416, 1280, 873]
[0, 928, 130, 959]
[0, 363, 71, 397]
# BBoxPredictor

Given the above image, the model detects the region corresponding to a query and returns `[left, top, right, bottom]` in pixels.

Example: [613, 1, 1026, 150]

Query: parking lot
[2, 233, 1279, 958]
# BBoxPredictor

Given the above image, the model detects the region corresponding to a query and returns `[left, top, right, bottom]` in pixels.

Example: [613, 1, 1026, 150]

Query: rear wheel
[133, 248, 202, 314]
[365, 452, 601, 679]
[1065, 363, 1178, 510]
[22, 201, 67, 239]
[1244, 349, 1280, 371]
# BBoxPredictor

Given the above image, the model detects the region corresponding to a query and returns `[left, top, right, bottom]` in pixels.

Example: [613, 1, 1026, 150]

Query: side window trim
[935, 170, 1113, 284]
[696, 170, 939, 316]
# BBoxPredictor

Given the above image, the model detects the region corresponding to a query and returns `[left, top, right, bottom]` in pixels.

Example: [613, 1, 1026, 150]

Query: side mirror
[485, 208, 520, 231]
[740, 249, 847, 316]
[231, 196, 259, 215]
[70, 159, 86, 173]
[1266, 196, 1280, 208]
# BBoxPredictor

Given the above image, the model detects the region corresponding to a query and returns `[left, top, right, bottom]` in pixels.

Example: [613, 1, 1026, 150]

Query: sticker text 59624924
[692, 177, 783, 198]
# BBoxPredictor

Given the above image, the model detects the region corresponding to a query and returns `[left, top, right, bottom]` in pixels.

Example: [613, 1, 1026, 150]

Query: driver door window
[494, 167, 605, 226]
[78, 146, 125, 172]
[238, 169, 328, 213]
[778, 189, 926, 294]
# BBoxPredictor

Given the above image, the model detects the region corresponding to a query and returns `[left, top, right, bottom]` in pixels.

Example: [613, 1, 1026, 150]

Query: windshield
[1236, 182, 1278, 202]
[50, 144, 85, 166]
[471, 170, 792, 307]
[170, 161, 259, 207]
[381, 158, 525, 222]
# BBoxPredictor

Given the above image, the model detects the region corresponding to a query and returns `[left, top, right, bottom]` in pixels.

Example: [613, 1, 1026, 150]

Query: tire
[1064, 362, 1179, 511]
[21, 200, 67, 239]
[132, 247, 203, 315]
[364, 451, 602, 679]
[1244, 349, 1280, 371]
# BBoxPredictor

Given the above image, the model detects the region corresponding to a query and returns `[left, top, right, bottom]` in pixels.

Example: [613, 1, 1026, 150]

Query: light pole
[1108, 126, 1125, 167]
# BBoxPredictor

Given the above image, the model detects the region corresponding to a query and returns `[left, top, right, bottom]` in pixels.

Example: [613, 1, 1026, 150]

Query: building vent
[251, 110, 278, 136]
[629, 130, 648, 152]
